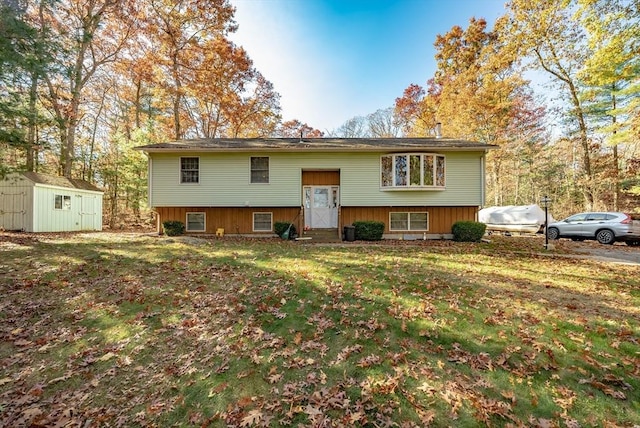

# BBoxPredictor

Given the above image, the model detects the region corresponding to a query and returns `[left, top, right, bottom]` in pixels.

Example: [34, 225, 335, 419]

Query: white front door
[304, 186, 339, 229]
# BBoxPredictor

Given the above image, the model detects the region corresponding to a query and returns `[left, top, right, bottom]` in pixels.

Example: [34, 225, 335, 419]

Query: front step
[301, 228, 341, 242]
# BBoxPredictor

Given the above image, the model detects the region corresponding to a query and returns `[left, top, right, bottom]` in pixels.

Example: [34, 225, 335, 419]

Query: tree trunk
[135, 79, 142, 129]
[566, 79, 594, 210]
[26, 71, 38, 172]
[171, 54, 182, 139]
[612, 93, 619, 211]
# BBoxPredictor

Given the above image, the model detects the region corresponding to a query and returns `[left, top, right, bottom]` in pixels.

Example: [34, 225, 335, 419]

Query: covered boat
[478, 205, 554, 234]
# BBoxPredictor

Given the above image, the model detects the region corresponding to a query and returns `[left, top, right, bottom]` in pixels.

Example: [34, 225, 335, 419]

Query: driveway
[559, 240, 640, 265]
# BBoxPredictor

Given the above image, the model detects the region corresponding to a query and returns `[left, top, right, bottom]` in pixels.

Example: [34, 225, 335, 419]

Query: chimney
[435, 122, 442, 139]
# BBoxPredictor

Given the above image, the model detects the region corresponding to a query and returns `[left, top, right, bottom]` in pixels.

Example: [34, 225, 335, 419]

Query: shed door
[80, 195, 96, 230]
[0, 191, 27, 231]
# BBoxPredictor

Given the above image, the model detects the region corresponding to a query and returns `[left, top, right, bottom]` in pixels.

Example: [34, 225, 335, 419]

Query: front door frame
[303, 185, 339, 229]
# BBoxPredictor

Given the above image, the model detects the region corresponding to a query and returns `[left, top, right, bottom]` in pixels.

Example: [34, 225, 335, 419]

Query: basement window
[186, 212, 205, 232]
[253, 212, 272, 232]
[390, 212, 429, 231]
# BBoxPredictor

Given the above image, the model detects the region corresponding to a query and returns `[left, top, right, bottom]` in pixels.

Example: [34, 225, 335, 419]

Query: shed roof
[18, 172, 103, 192]
[136, 137, 497, 153]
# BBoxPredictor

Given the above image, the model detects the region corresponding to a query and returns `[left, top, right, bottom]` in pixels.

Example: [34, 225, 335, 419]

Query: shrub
[451, 221, 486, 242]
[353, 220, 384, 241]
[163, 220, 185, 236]
[274, 221, 296, 239]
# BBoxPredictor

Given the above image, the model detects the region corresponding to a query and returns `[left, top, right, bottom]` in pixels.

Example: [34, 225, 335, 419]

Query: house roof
[135, 137, 497, 153]
[19, 172, 103, 192]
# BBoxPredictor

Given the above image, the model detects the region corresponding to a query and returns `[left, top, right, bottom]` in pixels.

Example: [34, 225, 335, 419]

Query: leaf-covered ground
[1, 232, 639, 427]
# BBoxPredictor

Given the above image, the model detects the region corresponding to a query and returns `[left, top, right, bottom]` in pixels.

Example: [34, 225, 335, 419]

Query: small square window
[253, 212, 272, 231]
[54, 194, 71, 210]
[181, 157, 199, 184]
[409, 212, 428, 231]
[251, 157, 269, 184]
[390, 213, 409, 231]
[186, 212, 205, 231]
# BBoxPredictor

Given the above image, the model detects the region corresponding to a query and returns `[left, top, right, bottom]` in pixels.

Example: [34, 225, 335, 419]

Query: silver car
[547, 212, 640, 246]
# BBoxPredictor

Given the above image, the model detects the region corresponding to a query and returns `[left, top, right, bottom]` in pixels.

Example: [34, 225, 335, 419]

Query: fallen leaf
[240, 408, 263, 427]
[99, 352, 116, 362]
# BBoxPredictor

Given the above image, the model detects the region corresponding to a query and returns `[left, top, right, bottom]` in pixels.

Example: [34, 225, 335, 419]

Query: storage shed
[0, 172, 103, 232]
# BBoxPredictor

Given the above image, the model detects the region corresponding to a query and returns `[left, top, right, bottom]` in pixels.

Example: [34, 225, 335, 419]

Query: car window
[586, 213, 607, 221]
[566, 214, 588, 222]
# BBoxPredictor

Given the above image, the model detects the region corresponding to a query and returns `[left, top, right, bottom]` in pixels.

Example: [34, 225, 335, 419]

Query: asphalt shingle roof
[20, 172, 103, 192]
[136, 137, 496, 152]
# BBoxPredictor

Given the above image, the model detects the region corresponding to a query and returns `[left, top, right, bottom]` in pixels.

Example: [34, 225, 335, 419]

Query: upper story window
[180, 157, 199, 184]
[381, 153, 445, 189]
[251, 157, 269, 184]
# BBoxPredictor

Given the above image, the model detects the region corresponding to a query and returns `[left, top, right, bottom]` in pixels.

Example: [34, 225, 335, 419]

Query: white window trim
[253, 212, 273, 232]
[250, 156, 270, 184]
[389, 212, 429, 232]
[380, 153, 445, 190]
[186, 212, 206, 232]
[54, 194, 72, 211]
[179, 156, 200, 185]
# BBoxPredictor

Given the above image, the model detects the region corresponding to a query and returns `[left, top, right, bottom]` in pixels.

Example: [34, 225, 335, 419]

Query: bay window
[381, 153, 445, 189]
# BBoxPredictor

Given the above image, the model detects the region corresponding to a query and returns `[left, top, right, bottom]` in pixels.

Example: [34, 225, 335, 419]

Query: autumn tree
[139, 0, 236, 139]
[576, 0, 640, 210]
[276, 120, 324, 138]
[183, 36, 254, 138]
[397, 17, 546, 205]
[394, 83, 438, 137]
[503, 0, 598, 208]
[27, 0, 134, 178]
[226, 73, 281, 138]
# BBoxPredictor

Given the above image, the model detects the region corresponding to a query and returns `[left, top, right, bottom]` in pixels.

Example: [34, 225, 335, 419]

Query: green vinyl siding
[148, 151, 484, 207]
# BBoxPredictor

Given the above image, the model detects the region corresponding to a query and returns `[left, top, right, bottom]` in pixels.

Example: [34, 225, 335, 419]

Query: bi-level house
[136, 138, 495, 239]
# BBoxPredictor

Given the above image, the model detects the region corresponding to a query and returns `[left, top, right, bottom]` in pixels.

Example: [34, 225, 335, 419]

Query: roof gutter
[136, 146, 498, 154]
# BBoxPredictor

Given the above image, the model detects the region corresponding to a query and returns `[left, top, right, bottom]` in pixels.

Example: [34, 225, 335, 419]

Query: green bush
[353, 220, 385, 241]
[163, 220, 185, 236]
[451, 221, 486, 242]
[274, 221, 296, 239]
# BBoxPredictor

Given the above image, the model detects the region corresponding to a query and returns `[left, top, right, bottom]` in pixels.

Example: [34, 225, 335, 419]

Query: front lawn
[1, 233, 639, 427]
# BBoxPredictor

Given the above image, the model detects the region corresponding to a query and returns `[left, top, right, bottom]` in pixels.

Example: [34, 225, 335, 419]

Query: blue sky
[230, 0, 508, 133]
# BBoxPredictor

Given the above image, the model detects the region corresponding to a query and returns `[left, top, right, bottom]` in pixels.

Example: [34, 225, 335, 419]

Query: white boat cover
[479, 205, 555, 232]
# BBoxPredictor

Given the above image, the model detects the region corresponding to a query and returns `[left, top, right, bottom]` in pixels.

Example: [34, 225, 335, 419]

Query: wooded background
[1, 0, 638, 227]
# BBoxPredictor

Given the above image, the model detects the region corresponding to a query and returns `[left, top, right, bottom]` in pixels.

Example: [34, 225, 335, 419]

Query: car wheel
[596, 229, 615, 245]
[547, 227, 560, 240]
[625, 240, 640, 247]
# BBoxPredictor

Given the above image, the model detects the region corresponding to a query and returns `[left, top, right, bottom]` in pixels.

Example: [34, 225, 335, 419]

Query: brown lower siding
[341, 206, 478, 235]
[154, 206, 478, 236]
[154, 207, 302, 235]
